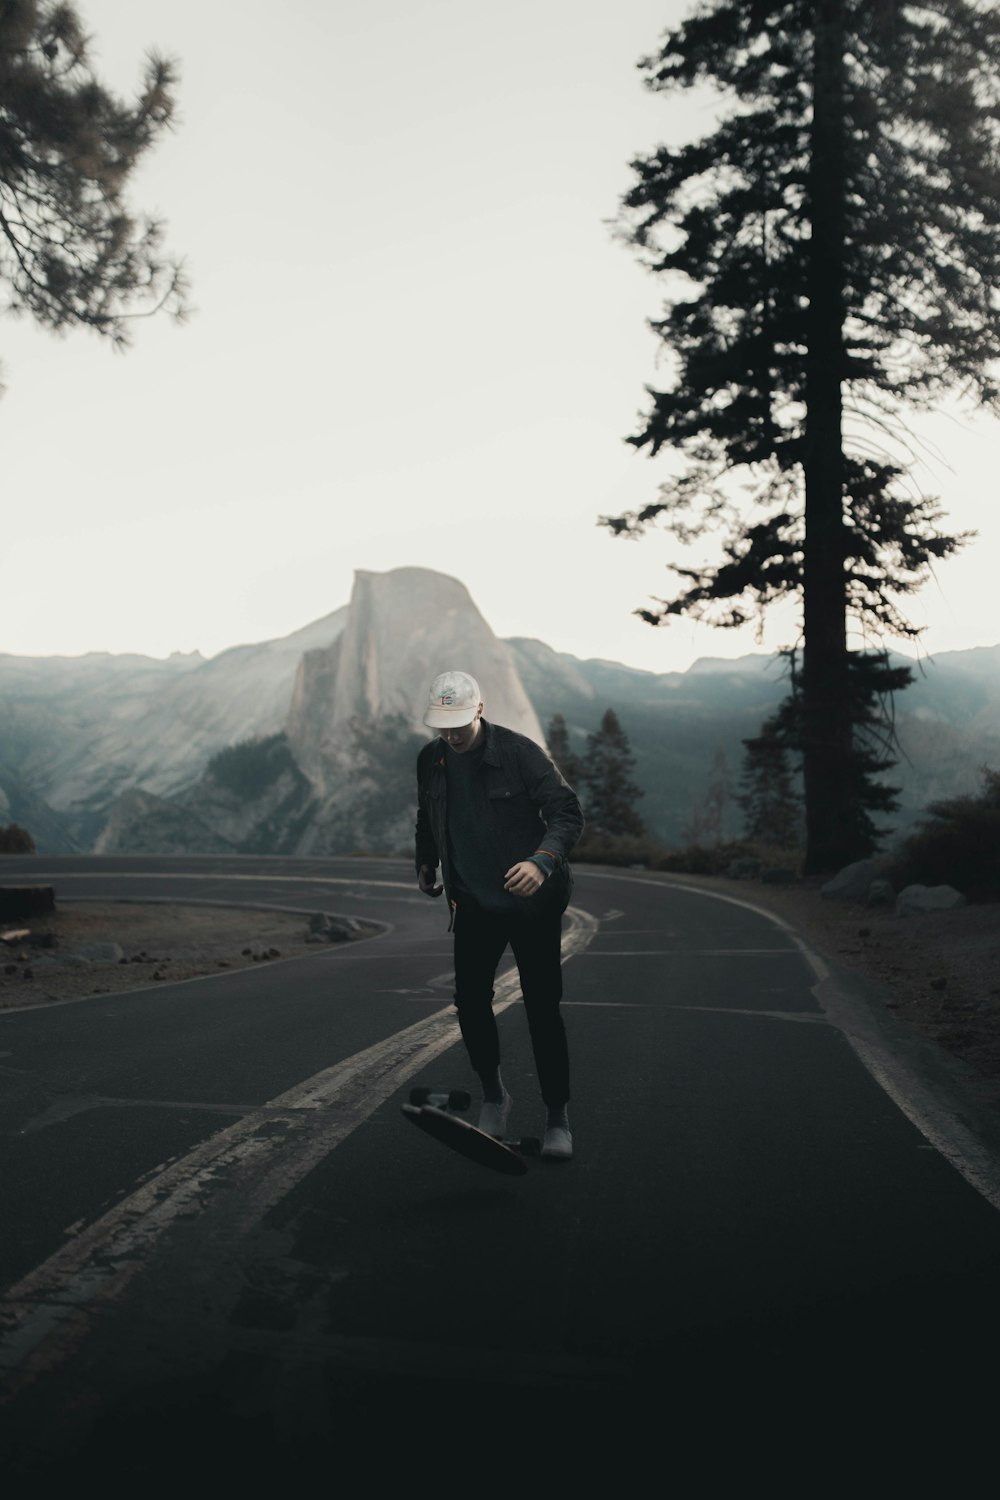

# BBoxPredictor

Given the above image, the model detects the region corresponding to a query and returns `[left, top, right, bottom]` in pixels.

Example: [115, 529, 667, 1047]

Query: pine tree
[546, 713, 583, 787]
[681, 747, 734, 846]
[738, 723, 802, 849]
[604, 0, 1000, 872]
[0, 2, 188, 372]
[579, 709, 646, 837]
[702, 747, 733, 846]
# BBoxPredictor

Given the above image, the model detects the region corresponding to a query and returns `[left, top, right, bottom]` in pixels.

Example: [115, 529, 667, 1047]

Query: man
[415, 669, 584, 1159]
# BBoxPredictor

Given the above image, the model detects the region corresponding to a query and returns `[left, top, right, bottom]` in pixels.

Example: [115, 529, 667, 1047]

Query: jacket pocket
[486, 780, 526, 802]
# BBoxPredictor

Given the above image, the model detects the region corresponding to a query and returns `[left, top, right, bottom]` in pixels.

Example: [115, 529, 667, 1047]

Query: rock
[32, 942, 126, 968]
[307, 912, 359, 943]
[726, 857, 763, 880]
[895, 884, 968, 917]
[288, 569, 545, 794]
[243, 942, 282, 961]
[821, 859, 881, 901]
[865, 878, 895, 908]
[65, 942, 125, 964]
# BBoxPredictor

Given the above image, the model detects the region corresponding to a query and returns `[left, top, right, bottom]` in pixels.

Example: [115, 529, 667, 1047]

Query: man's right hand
[418, 864, 444, 897]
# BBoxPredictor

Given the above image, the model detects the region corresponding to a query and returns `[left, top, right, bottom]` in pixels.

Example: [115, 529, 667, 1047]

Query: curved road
[2, 854, 1000, 1474]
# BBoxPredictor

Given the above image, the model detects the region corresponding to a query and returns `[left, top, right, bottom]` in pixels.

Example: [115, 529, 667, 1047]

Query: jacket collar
[479, 718, 502, 766]
[434, 718, 501, 767]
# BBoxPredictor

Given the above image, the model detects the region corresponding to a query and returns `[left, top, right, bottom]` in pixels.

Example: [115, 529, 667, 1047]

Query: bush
[654, 843, 734, 876]
[652, 839, 803, 878]
[888, 767, 1000, 899]
[575, 833, 804, 878]
[0, 823, 36, 853]
[573, 831, 669, 868]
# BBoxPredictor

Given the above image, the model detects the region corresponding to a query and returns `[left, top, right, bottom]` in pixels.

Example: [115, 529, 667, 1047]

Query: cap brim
[423, 707, 478, 729]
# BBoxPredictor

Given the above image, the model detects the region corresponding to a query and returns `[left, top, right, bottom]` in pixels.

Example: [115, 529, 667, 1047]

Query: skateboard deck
[401, 1102, 539, 1176]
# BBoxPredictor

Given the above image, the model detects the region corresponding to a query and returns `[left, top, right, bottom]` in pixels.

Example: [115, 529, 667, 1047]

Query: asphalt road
[2, 854, 1000, 1477]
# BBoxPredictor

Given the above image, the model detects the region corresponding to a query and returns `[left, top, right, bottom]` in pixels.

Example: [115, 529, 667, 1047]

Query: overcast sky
[2, 0, 997, 674]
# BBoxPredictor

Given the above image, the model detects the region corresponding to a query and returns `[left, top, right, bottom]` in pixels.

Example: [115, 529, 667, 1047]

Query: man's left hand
[503, 861, 545, 896]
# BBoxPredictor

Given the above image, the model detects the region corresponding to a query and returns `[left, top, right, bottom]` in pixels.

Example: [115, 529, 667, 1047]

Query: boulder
[32, 946, 123, 967]
[306, 912, 359, 943]
[66, 942, 125, 964]
[895, 884, 967, 917]
[821, 859, 881, 901]
[864, 878, 895, 908]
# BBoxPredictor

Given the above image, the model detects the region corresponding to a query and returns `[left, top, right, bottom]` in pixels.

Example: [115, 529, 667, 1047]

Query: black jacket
[415, 719, 584, 918]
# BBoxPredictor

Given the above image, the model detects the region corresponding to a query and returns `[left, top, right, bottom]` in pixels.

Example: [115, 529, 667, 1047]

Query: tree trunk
[802, 0, 854, 874]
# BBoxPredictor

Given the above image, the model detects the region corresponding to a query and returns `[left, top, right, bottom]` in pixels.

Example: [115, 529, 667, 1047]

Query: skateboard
[402, 1087, 541, 1177]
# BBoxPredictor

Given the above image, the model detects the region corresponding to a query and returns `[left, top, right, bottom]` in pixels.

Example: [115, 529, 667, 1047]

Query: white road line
[576, 867, 1000, 1212]
[18, 871, 418, 892]
[670, 1004, 829, 1024]
[562, 1003, 827, 1023]
[0, 906, 599, 1389]
[579, 948, 795, 956]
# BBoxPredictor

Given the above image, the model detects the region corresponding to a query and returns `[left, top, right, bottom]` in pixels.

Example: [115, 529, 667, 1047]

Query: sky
[2, 0, 998, 675]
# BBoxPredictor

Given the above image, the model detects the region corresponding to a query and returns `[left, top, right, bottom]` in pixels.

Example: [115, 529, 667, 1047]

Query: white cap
[423, 670, 482, 729]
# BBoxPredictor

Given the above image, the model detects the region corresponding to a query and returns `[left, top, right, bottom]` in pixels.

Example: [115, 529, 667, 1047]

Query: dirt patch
[0, 901, 380, 1010]
[664, 871, 1000, 1111]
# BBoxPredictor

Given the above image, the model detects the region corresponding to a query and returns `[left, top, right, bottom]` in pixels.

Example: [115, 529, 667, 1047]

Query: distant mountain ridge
[1, 568, 998, 853]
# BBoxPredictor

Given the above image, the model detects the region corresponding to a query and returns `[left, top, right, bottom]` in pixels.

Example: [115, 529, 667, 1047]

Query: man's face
[440, 706, 483, 754]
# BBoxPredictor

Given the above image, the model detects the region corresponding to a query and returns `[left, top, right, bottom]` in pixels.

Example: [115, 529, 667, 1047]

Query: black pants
[452, 899, 569, 1109]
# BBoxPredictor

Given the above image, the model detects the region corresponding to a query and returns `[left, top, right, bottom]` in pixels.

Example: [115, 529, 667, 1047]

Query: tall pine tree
[579, 709, 646, 838]
[546, 713, 584, 787]
[738, 722, 802, 849]
[605, 0, 1000, 871]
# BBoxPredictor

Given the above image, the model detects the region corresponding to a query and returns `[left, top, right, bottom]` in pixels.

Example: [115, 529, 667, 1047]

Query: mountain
[504, 638, 791, 844]
[0, 609, 347, 845]
[1, 568, 998, 855]
[505, 637, 1000, 844]
[72, 568, 543, 857]
[287, 568, 543, 796]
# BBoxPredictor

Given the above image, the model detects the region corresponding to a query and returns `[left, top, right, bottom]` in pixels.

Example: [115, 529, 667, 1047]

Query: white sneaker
[478, 1089, 513, 1139]
[541, 1124, 573, 1160]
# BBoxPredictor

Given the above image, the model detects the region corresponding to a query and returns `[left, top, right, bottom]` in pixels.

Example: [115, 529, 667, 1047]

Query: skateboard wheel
[448, 1090, 471, 1111]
